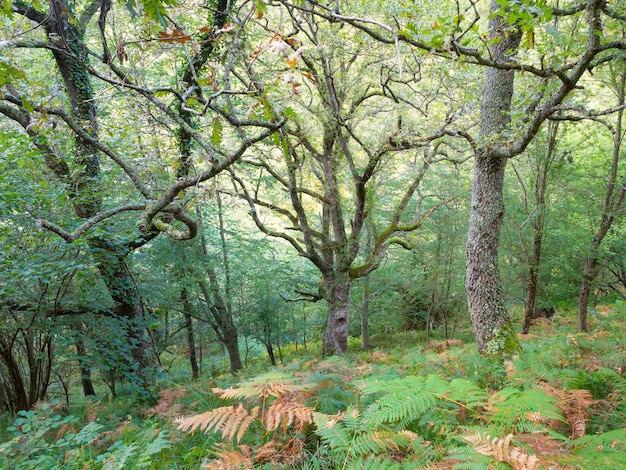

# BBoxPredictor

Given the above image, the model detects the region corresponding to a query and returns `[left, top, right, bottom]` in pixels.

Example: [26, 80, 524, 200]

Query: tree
[509, 122, 560, 334]
[226, 2, 465, 354]
[0, 0, 281, 394]
[313, 0, 626, 353]
[576, 65, 626, 331]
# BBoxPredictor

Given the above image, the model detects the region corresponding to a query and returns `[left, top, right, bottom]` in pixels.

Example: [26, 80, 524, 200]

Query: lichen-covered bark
[323, 271, 351, 355]
[466, 2, 522, 354]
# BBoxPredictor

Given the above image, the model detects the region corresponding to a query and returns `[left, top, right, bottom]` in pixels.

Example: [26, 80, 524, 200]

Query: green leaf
[131, 0, 178, 25]
[1, 0, 13, 18]
[212, 117, 223, 146]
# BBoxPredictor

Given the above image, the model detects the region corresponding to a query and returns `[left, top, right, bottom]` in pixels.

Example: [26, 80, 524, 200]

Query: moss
[484, 322, 521, 356]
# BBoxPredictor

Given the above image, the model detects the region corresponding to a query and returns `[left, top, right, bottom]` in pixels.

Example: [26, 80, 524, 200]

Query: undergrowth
[0, 306, 624, 468]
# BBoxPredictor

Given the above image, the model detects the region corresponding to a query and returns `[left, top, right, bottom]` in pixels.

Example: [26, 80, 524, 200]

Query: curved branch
[36, 204, 146, 243]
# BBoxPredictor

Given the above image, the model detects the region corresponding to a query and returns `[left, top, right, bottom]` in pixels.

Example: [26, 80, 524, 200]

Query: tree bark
[466, 3, 522, 354]
[360, 274, 371, 349]
[181, 289, 199, 380]
[90, 239, 156, 385]
[197, 273, 243, 374]
[74, 332, 96, 397]
[323, 271, 351, 355]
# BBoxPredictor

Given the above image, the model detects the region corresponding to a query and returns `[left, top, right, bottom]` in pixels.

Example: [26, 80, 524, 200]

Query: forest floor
[1, 304, 625, 469]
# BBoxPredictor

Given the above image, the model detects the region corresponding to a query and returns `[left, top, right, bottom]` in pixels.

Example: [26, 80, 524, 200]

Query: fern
[177, 403, 259, 443]
[361, 375, 444, 427]
[540, 381, 595, 438]
[265, 394, 315, 433]
[213, 370, 314, 402]
[488, 387, 565, 433]
[343, 456, 413, 469]
[463, 432, 540, 470]
[178, 371, 315, 466]
[447, 444, 505, 470]
[447, 378, 491, 410]
[313, 407, 427, 464]
[204, 445, 253, 470]
[569, 428, 626, 468]
[136, 430, 172, 468]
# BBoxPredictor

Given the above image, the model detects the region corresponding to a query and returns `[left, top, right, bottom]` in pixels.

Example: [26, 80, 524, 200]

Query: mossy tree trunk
[8, 0, 157, 387]
[323, 270, 352, 355]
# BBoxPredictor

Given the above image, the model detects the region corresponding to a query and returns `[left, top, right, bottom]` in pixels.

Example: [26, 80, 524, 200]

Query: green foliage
[0, 58, 25, 86]
[488, 387, 564, 433]
[570, 428, 626, 469]
[0, 401, 171, 469]
[125, 0, 178, 24]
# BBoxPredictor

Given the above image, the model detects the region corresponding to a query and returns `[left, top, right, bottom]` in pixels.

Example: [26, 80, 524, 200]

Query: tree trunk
[22, 0, 157, 386]
[522, 123, 557, 334]
[74, 333, 96, 397]
[323, 271, 351, 355]
[264, 322, 277, 366]
[181, 289, 199, 380]
[90, 239, 156, 385]
[223, 333, 243, 372]
[360, 275, 371, 349]
[197, 274, 243, 374]
[466, 3, 522, 354]
[466, 152, 515, 353]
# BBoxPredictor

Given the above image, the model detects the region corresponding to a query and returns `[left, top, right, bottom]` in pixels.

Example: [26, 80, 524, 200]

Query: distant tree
[576, 66, 626, 331]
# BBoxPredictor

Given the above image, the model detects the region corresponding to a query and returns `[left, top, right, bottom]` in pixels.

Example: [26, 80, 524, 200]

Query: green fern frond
[136, 430, 172, 468]
[447, 444, 494, 470]
[489, 387, 564, 432]
[363, 377, 440, 427]
[343, 456, 409, 469]
[569, 428, 626, 468]
[313, 411, 354, 453]
[447, 378, 490, 409]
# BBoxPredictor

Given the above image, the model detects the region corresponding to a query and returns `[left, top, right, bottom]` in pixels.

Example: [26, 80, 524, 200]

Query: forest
[0, 0, 625, 468]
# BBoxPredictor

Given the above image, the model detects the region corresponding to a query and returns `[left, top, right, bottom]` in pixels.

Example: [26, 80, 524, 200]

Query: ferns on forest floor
[176, 371, 316, 467]
[171, 307, 626, 468]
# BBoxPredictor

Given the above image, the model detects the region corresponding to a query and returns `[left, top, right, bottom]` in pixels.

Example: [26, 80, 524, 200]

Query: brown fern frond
[144, 388, 187, 418]
[525, 411, 545, 423]
[372, 430, 402, 452]
[213, 382, 312, 401]
[264, 395, 315, 433]
[540, 382, 595, 438]
[465, 432, 540, 470]
[177, 403, 258, 442]
[204, 445, 254, 470]
[253, 440, 280, 464]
